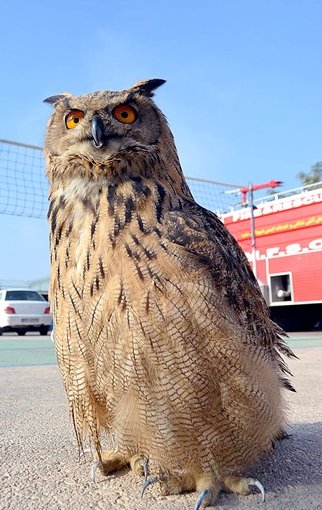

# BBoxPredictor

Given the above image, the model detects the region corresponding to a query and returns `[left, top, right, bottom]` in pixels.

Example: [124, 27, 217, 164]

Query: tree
[297, 162, 322, 186]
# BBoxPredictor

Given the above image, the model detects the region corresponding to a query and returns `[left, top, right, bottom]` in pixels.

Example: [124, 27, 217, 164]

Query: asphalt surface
[1, 333, 321, 509]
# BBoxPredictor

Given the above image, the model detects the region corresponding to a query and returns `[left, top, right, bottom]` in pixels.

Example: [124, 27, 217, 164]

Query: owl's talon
[142, 459, 149, 481]
[79, 447, 91, 459]
[140, 476, 158, 499]
[91, 460, 100, 483]
[194, 489, 213, 510]
[248, 478, 266, 502]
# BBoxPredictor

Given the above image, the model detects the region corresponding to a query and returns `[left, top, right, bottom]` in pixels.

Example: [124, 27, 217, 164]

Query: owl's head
[44, 79, 184, 185]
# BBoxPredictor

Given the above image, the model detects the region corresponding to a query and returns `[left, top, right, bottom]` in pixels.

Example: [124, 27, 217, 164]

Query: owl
[44, 79, 295, 509]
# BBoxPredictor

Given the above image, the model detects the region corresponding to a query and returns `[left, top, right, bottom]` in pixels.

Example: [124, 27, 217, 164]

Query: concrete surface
[1, 345, 321, 509]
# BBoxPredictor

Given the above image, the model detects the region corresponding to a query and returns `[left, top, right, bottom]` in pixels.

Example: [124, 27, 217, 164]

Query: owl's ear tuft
[44, 93, 72, 107]
[131, 79, 166, 97]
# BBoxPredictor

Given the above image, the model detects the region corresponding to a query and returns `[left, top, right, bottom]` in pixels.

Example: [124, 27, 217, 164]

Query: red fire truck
[219, 183, 322, 331]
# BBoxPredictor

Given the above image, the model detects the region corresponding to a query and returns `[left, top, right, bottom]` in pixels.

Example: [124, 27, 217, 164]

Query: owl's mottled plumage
[44, 79, 294, 507]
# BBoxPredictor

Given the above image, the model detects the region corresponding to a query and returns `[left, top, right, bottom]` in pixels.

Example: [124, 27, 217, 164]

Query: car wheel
[39, 326, 49, 335]
[0, 328, 3, 336]
[18, 330, 27, 336]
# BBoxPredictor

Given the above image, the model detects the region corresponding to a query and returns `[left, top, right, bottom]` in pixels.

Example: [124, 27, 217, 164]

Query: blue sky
[0, 0, 322, 282]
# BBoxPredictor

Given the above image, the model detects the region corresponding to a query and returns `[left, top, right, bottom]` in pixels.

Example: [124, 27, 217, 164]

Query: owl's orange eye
[65, 110, 85, 129]
[113, 105, 137, 124]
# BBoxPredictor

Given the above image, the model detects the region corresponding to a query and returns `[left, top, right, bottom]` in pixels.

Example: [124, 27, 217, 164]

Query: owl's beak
[91, 115, 105, 148]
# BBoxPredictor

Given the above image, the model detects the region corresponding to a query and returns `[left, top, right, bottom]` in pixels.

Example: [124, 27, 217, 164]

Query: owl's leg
[222, 475, 266, 502]
[91, 450, 146, 482]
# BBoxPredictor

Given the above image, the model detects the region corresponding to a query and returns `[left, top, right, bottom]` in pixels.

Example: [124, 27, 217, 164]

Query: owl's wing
[163, 198, 295, 364]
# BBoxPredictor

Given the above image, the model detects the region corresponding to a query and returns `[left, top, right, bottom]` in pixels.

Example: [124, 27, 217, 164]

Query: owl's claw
[140, 476, 158, 499]
[91, 460, 100, 483]
[194, 489, 213, 510]
[79, 447, 92, 459]
[142, 459, 149, 481]
[79, 448, 99, 482]
[248, 478, 266, 502]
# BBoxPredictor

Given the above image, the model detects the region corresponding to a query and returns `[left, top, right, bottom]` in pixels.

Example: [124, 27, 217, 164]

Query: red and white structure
[219, 183, 322, 331]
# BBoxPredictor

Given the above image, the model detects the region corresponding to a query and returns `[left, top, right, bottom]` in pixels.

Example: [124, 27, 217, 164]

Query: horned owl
[44, 79, 295, 509]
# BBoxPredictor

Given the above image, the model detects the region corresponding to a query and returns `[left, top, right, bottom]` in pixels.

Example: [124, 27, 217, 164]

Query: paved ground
[0, 336, 321, 509]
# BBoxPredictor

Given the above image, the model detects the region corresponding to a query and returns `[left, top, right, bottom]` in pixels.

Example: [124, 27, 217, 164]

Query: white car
[0, 288, 52, 336]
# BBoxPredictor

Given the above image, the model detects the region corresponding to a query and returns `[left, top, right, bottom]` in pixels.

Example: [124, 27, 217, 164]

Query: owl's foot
[90, 450, 146, 482]
[193, 476, 221, 509]
[192, 475, 265, 509]
[223, 475, 266, 502]
[141, 472, 220, 509]
[140, 471, 265, 508]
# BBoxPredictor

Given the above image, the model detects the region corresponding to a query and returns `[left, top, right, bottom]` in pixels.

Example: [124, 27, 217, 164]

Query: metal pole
[248, 182, 257, 278]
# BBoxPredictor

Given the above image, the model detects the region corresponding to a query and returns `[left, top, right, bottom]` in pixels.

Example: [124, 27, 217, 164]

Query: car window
[5, 290, 45, 301]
